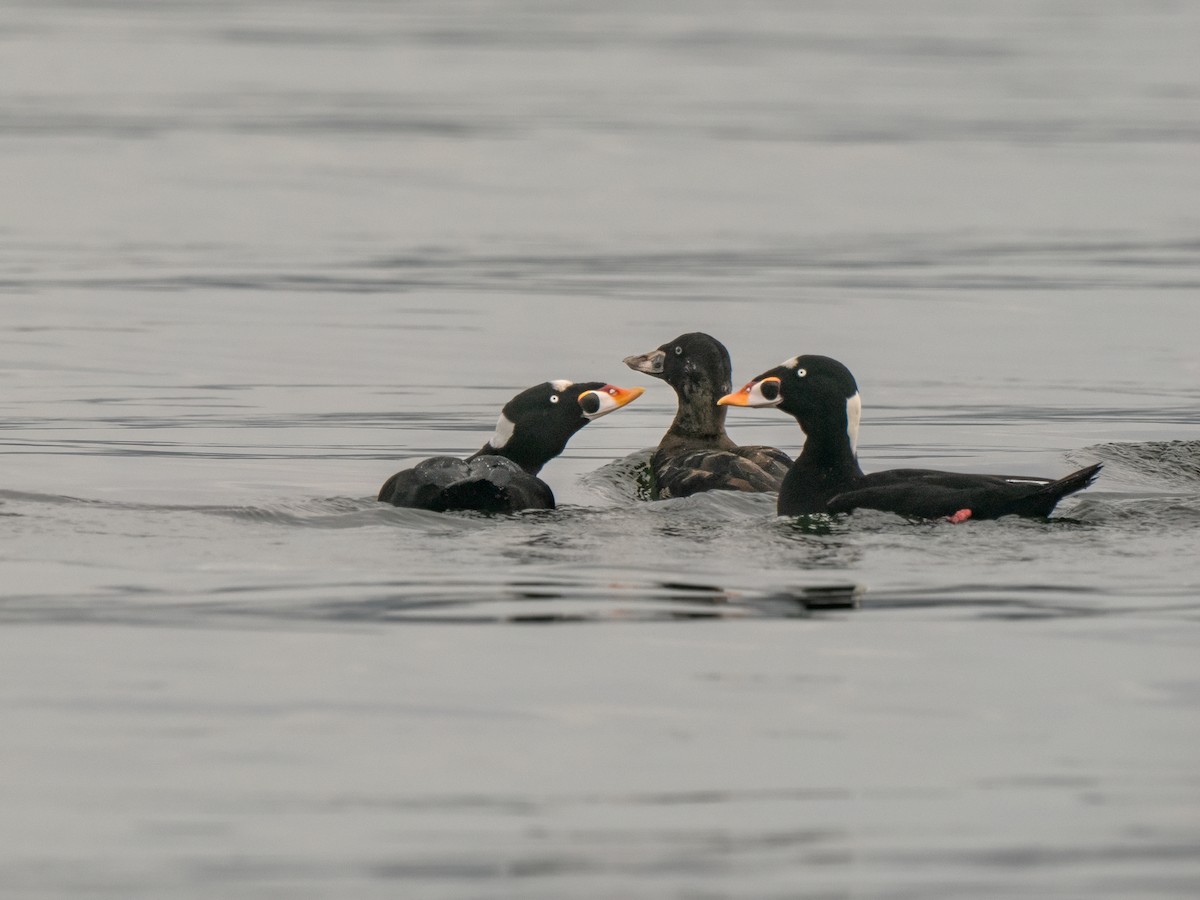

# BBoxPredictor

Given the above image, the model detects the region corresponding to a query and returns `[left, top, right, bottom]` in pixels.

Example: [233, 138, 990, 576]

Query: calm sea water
[2, 1, 1199, 897]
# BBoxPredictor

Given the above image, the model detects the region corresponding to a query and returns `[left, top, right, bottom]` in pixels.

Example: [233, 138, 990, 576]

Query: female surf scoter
[718, 354, 1101, 520]
[378, 380, 644, 513]
[623, 332, 791, 499]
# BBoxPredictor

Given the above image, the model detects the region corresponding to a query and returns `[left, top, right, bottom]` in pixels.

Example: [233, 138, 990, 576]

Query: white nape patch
[782, 357, 801, 369]
[845, 392, 862, 455]
[549, 379, 573, 392]
[490, 412, 516, 449]
[1004, 478, 1050, 485]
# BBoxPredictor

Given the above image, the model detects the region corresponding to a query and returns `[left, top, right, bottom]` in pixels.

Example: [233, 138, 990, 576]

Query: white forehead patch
[490, 412, 515, 449]
[549, 379, 573, 392]
[846, 392, 861, 456]
[782, 357, 801, 369]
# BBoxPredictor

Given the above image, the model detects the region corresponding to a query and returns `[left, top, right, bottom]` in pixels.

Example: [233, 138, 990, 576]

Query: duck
[378, 380, 644, 512]
[623, 332, 791, 499]
[718, 354, 1101, 520]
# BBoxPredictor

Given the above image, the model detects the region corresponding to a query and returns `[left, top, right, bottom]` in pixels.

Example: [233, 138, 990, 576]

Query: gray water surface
[2, 2, 1200, 897]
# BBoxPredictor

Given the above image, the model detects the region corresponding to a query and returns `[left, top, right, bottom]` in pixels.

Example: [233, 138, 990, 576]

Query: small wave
[0, 489, 488, 531]
[1069, 493, 1200, 529]
[1079, 440, 1200, 487]
[579, 449, 654, 503]
[640, 489, 779, 519]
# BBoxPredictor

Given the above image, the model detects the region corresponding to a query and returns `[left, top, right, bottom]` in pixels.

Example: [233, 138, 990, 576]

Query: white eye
[549, 395, 560, 403]
[674, 346, 683, 355]
[796, 368, 807, 378]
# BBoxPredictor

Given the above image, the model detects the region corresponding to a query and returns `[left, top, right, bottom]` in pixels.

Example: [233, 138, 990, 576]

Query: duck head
[481, 380, 644, 474]
[718, 355, 861, 453]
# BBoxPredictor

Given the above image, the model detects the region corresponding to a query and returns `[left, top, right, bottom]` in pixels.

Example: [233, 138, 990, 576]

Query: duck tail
[1026, 462, 1102, 515]
[1049, 462, 1103, 496]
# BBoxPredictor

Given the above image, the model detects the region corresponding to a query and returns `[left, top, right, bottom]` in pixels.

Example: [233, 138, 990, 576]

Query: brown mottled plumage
[624, 332, 791, 500]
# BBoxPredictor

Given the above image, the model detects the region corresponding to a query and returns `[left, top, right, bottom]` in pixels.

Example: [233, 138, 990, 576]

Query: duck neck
[795, 418, 860, 473]
[469, 440, 549, 476]
[668, 384, 730, 441]
[777, 414, 863, 515]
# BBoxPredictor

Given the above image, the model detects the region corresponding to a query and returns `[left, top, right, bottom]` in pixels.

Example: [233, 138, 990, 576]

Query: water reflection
[291, 577, 863, 623]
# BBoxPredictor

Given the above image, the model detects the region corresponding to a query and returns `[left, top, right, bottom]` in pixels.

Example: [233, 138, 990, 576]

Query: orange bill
[579, 384, 645, 419]
[718, 376, 780, 407]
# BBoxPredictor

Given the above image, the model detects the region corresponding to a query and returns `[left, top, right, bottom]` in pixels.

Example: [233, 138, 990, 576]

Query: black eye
[674, 346, 683, 355]
[549, 395, 560, 404]
[578, 393, 601, 415]
[760, 380, 780, 401]
[796, 368, 807, 378]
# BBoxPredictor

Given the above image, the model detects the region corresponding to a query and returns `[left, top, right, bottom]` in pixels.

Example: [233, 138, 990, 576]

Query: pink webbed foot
[946, 509, 973, 524]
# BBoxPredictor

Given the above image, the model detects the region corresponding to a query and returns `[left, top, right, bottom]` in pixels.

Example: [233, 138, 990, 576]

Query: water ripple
[3, 237, 1198, 296]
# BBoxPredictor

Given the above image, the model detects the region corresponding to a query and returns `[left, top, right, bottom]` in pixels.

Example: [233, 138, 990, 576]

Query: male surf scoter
[623, 332, 791, 499]
[718, 354, 1101, 520]
[378, 380, 644, 513]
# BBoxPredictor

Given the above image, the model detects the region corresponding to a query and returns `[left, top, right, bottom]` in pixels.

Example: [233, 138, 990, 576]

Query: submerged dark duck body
[624, 332, 791, 499]
[378, 380, 644, 513]
[718, 354, 1101, 520]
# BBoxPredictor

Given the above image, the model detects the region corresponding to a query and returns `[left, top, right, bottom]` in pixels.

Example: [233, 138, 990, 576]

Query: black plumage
[624, 332, 791, 499]
[377, 456, 553, 513]
[719, 354, 1101, 520]
[378, 380, 643, 513]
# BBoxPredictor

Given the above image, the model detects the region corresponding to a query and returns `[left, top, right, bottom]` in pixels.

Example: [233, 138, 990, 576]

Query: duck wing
[827, 463, 1101, 520]
[441, 456, 555, 512]
[652, 446, 792, 498]
[379, 457, 470, 507]
[379, 456, 555, 512]
[737, 445, 793, 482]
